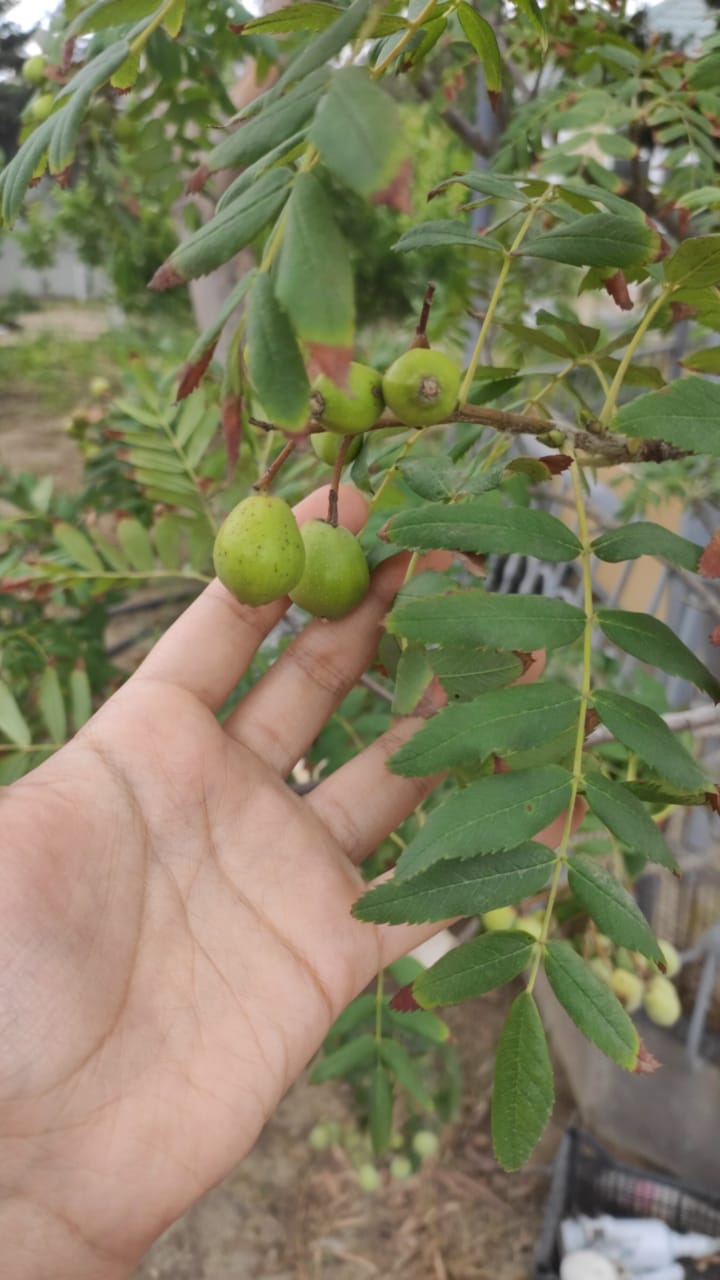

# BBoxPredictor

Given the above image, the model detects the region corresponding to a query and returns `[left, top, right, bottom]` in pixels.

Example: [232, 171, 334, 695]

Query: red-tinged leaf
[604, 269, 633, 310]
[187, 164, 210, 195]
[390, 984, 421, 1013]
[646, 215, 669, 262]
[305, 342, 353, 386]
[148, 262, 184, 291]
[711, 627, 720, 647]
[222, 394, 242, 478]
[370, 156, 414, 215]
[634, 1041, 661, 1074]
[176, 341, 217, 402]
[706, 787, 720, 814]
[54, 166, 73, 188]
[671, 302, 695, 324]
[539, 453, 573, 475]
[699, 531, 720, 578]
[488, 89, 501, 112]
[584, 707, 601, 736]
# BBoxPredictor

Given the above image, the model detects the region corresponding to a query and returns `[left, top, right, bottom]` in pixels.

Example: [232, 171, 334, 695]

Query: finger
[513, 649, 546, 686]
[134, 484, 368, 709]
[307, 714, 445, 864]
[224, 550, 454, 772]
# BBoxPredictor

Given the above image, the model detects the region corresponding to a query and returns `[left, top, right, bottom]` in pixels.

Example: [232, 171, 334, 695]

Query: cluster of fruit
[589, 937, 683, 1028]
[214, 348, 463, 619]
[309, 1119, 439, 1193]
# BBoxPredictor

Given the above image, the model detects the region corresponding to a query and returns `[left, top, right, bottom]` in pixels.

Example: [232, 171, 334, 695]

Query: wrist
[0, 1194, 129, 1280]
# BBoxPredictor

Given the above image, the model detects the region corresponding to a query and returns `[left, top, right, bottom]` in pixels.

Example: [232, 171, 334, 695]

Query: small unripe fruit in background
[308, 1123, 333, 1151]
[588, 956, 613, 985]
[382, 348, 462, 427]
[657, 939, 681, 978]
[310, 431, 362, 467]
[356, 1162, 381, 1193]
[290, 521, 370, 620]
[389, 1155, 413, 1181]
[516, 914, 543, 940]
[412, 1130, 439, 1159]
[114, 113, 136, 142]
[310, 362, 383, 435]
[31, 92, 54, 123]
[643, 974, 682, 1027]
[482, 906, 518, 932]
[213, 494, 305, 606]
[22, 54, 46, 85]
[89, 376, 110, 398]
[610, 967, 644, 1013]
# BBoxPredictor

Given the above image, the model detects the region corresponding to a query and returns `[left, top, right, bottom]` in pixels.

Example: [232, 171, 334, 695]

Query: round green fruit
[310, 362, 384, 435]
[588, 957, 613, 986]
[308, 1123, 333, 1151]
[31, 92, 55, 123]
[643, 975, 682, 1027]
[114, 113, 136, 142]
[516, 914, 543, 940]
[482, 906, 518, 932]
[213, 494, 305, 607]
[310, 431, 363, 467]
[412, 1130, 439, 1159]
[89, 376, 110, 398]
[657, 939, 681, 978]
[290, 521, 370, 620]
[356, 1163, 381, 1193]
[22, 55, 46, 85]
[610, 968, 644, 1013]
[389, 1155, 413, 1181]
[382, 348, 461, 427]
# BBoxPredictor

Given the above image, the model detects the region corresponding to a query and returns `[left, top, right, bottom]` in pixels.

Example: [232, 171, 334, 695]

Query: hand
[0, 486, 457, 1278]
[0, 485, 554, 1278]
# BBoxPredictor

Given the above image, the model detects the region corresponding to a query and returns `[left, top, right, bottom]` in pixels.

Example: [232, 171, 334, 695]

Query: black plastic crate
[535, 1129, 720, 1280]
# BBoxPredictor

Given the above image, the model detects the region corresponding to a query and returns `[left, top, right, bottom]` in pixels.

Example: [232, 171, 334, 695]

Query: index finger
[134, 484, 369, 708]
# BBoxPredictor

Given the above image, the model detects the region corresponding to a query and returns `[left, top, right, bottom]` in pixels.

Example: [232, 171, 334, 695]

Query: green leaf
[393, 766, 573, 880]
[153, 514, 184, 571]
[430, 171, 535, 203]
[597, 607, 720, 702]
[393, 220, 503, 254]
[70, 665, 93, 732]
[682, 347, 720, 375]
[54, 522, 105, 572]
[625, 779, 708, 807]
[515, 0, 547, 43]
[117, 518, 154, 572]
[311, 1033, 376, 1082]
[391, 645, 433, 715]
[398, 457, 457, 501]
[110, 47, 141, 91]
[456, 4, 501, 95]
[665, 235, 720, 289]
[584, 774, 678, 873]
[310, 66, 404, 197]
[430, 647, 525, 701]
[379, 1038, 434, 1111]
[389, 681, 579, 776]
[38, 665, 66, 743]
[592, 522, 701, 572]
[0, 679, 31, 747]
[568, 854, 663, 963]
[388, 587, 585, 651]
[205, 70, 328, 176]
[66, 0, 157, 36]
[48, 39, 132, 173]
[522, 213, 654, 269]
[544, 941, 638, 1070]
[369, 1063, 393, 1156]
[246, 274, 310, 431]
[413, 931, 534, 1008]
[153, 167, 291, 287]
[162, 0, 185, 37]
[237, 3, 342, 33]
[385, 1007, 450, 1043]
[272, 0, 376, 97]
[386, 500, 581, 562]
[0, 115, 54, 226]
[183, 275, 256, 371]
[492, 993, 554, 1171]
[324, 993, 376, 1044]
[275, 171, 354, 347]
[593, 690, 707, 792]
[613, 376, 720, 458]
[354, 842, 555, 925]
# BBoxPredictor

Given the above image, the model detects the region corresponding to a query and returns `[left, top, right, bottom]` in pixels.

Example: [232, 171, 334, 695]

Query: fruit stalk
[328, 436, 353, 526]
[255, 439, 298, 492]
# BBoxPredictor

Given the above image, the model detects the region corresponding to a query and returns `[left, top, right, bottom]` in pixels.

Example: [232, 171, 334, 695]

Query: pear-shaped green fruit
[482, 906, 518, 932]
[310, 362, 384, 435]
[610, 968, 644, 1013]
[382, 348, 461, 427]
[22, 55, 46, 85]
[31, 92, 55, 123]
[213, 494, 305, 606]
[290, 521, 370, 619]
[310, 431, 363, 467]
[656, 939, 681, 978]
[643, 974, 681, 1027]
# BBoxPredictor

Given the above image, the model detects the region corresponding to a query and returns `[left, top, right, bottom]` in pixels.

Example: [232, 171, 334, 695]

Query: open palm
[0, 487, 450, 1279]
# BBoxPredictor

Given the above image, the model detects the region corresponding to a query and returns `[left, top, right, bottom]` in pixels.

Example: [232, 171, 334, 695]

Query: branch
[415, 72, 493, 157]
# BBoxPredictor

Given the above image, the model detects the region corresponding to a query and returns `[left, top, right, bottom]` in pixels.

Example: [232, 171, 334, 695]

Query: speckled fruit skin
[311, 363, 384, 435]
[310, 431, 363, 467]
[290, 521, 370, 619]
[213, 495, 305, 607]
[382, 348, 461, 427]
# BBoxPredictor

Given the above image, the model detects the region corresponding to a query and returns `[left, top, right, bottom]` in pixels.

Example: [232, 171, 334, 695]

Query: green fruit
[588, 957, 613, 986]
[643, 975, 682, 1027]
[516, 914, 543, 940]
[290, 521, 370, 620]
[382, 348, 462, 427]
[310, 431, 363, 467]
[31, 92, 55, 123]
[310, 362, 384, 435]
[213, 494, 305, 606]
[482, 906, 518, 932]
[657, 939, 681, 978]
[356, 1162, 381, 1193]
[22, 55, 46, 85]
[89, 376, 110, 398]
[114, 113, 136, 142]
[610, 968, 644, 1013]
[389, 1155, 413, 1181]
[308, 1123, 333, 1151]
[412, 1130, 439, 1159]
